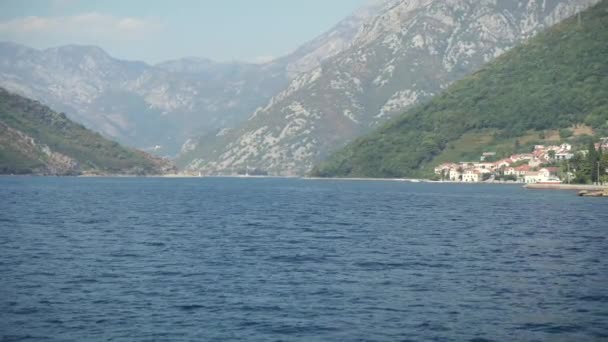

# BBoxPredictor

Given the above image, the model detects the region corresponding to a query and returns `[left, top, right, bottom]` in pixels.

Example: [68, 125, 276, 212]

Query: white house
[555, 152, 574, 160]
[524, 172, 546, 184]
[474, 162, 495, 170]
[528, 158, 543, 167]
[505, 165, 532, 176]
[524, 170, 559, 184]
[462, 170, 481, 182]
[494, 159, 513, 169]
[434, 163, 457, 175]
[538, 168, 551, 179]
[449, 168, 462, 181]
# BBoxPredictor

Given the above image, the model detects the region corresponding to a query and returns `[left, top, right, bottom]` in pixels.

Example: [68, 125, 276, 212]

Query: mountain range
[0, 0, 600, 175]
[312, 0, 608, 178]
[180, 0, 599, 176]
[0, 2, 387, 156]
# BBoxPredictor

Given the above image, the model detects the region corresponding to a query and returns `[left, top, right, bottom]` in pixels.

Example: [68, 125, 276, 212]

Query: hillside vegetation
[312, 0, 608, 178]
[0, 88, 175, 175]
[180, 0, 597, 176]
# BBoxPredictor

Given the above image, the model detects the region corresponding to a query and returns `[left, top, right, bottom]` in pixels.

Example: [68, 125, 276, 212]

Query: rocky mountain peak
[281, 0, 399, 77]
[183, 0, 600, 176]
[0, 0, 401, 156]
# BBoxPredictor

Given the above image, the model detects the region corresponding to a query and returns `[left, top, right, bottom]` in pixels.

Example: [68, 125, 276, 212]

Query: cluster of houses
[434, 143, 574, 183]
[596, 137, 608, 151]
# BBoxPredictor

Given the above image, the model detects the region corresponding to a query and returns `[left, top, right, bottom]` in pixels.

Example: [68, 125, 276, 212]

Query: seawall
[524, 184, 607, 191]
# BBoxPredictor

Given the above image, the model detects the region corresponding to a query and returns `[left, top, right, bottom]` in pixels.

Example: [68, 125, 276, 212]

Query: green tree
[598, 146, 607, 184]
[588, 142, 598, 183]
[559, 128, 573, 140]
[440, 168, 447, 181]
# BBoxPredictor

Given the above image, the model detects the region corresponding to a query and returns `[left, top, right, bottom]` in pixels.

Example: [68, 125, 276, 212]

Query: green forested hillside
[312, 1, 608, 178]
[0, 88, 175, 175]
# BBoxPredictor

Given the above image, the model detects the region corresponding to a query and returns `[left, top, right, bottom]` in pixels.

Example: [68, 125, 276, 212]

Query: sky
[0, 0, 370, 64]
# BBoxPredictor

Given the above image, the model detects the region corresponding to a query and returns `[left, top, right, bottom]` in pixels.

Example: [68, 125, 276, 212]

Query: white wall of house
[538, 168, 551, 178]
[462, 172, 480, 182]
[449, 169, 461, 181]
[524, 173, 549, 183]
[555, 153, 573, 160]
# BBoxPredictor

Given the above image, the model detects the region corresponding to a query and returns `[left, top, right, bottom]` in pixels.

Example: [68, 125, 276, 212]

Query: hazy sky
[0, 0, 370, 64]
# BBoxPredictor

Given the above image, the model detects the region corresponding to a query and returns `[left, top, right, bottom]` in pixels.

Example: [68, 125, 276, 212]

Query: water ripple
[1, 177, 607, 341]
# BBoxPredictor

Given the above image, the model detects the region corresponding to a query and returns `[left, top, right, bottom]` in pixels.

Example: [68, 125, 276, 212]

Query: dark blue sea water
[1, 177, 607, 341]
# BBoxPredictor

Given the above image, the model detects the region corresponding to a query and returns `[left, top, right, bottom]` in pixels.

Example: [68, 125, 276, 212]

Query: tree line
[563, 142, 608, 184]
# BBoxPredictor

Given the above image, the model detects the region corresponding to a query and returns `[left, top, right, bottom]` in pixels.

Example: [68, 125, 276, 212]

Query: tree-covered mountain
[0, 88, 175, 175]
[182, 0, 599, 176]
[312, 0, 608, 178]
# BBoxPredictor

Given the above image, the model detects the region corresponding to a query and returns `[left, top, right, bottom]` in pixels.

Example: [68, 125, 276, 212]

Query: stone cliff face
[183, 0, 599, 176]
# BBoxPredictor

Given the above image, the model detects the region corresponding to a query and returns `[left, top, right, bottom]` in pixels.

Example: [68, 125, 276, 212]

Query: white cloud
[0, 12, 164, 42]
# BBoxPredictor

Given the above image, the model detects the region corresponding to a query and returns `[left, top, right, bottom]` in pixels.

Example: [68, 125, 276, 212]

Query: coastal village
[434, 138, 608, 184]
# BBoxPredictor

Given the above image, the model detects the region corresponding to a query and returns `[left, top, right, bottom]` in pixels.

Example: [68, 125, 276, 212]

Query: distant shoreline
[2, 174, 605, 192]
[524, 183, 607, 191]
[0, 173, 519, 184]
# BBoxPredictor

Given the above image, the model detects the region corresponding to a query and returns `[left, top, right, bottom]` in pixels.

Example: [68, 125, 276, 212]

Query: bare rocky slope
[312, 0, 608, 178]
[182, 0, 599, 176]
[0, 3, 386, 156]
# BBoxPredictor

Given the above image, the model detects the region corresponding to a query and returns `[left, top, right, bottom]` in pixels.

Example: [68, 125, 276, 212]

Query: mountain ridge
[0, 2, 389, 156]
[0, 87, 175, 175]
[311, 0, 608, 178]
[182, 0, 599, 176]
